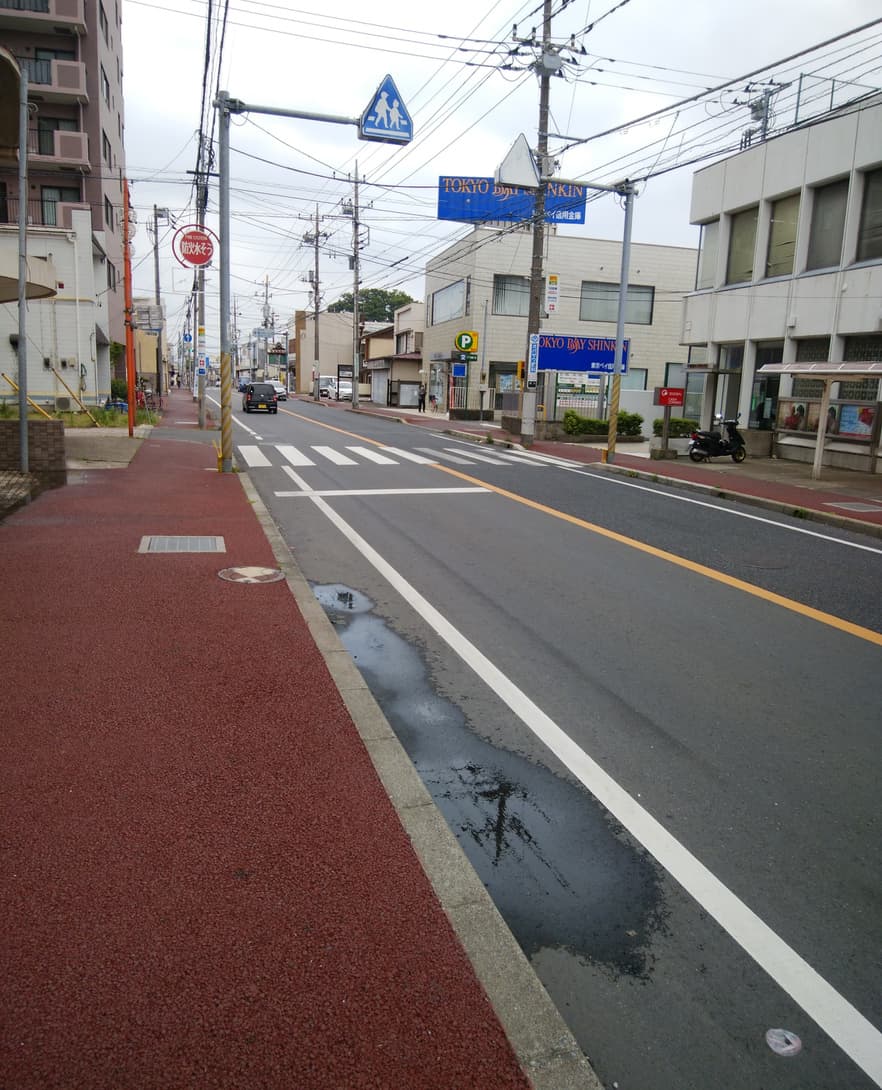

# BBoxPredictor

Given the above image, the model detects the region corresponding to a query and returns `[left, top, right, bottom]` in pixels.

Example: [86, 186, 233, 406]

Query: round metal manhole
[218, 566, 285, 584]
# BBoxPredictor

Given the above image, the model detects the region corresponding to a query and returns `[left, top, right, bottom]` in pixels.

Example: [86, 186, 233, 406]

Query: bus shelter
[756, 361, 882, 480]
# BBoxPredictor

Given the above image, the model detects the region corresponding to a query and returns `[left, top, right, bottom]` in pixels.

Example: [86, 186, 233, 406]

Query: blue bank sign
[437, 177, 586, 224]
[535, 333, 629, 374]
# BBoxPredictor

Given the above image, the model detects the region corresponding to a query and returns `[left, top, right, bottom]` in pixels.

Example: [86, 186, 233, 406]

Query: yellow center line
[280, 408, 881, 646]
[432, 464, 882, 647]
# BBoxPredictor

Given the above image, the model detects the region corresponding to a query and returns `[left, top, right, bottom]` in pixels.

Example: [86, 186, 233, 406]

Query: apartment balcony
[27, 126, 90, 171]
[0, 196, 91, 228]
[15, 55, 87, 104]
[0, 0, 86, 36]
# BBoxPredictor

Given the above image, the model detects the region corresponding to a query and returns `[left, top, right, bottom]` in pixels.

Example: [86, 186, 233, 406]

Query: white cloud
[122, 0, 881, 347]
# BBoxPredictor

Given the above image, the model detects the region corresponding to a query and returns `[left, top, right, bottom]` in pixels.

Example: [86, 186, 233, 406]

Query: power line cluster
[125, 0, 882, 347]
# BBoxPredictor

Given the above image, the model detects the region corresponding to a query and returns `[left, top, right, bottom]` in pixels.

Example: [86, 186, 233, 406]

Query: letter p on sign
[454, 331, 478, 352]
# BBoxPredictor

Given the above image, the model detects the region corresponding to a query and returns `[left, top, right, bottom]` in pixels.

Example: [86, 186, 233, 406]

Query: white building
[423, 226, 696, 422]
[0, 208, 112, 409]
[682, 93, 882, 467]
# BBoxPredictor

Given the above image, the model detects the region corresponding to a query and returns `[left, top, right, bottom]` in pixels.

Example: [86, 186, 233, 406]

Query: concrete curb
[237, 467, 601, 1090]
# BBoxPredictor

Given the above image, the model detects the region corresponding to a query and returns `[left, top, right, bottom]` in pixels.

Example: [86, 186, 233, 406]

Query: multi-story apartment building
[682, 92, 882, 468]
[423, 226, 696, 420]
[0, 0, 126, 406]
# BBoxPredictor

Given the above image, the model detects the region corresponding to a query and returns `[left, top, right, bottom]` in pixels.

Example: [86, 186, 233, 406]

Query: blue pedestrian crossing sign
[360, 75, 412, 145]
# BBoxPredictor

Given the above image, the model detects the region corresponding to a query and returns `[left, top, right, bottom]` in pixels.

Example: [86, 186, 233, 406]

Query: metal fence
[449, 383, 496, 413]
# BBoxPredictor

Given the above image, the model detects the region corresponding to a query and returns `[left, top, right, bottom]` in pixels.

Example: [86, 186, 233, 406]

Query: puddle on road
[313, 583, 668, 979]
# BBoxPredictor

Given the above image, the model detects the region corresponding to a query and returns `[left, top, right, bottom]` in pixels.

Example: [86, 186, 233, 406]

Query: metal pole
[17, 68, 28, 475]
[604, 182, 635, 465]
[521, 0, 553, 449]
[122, 181, 136, 438]
[217, 91, 233, 472]
[351, 163, 360, 409]
[313, 205, 320, 393]
[153, 204, 162, 397]
[196, 144, 207, 429]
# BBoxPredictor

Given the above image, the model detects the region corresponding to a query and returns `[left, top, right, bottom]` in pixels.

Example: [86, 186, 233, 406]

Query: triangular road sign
[495, 133, 540, 188]
[360, 75, 413, 145]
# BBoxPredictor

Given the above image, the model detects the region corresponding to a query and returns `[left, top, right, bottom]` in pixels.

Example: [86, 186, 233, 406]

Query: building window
[104, 196, 114, 228]
[106, 260, 117, 292]
[725, 206, 758, 284]
[102, 131, 111, 164]
[41, 184, 80, 226]
[765, 194, 799, 277]
[841, 335, 882, 399]
[492, 274, 530, 316]
[101, 66, 110, 106]
[36, 116, 77, 155]
[430, 279, 466, 325]
[99, 2, 109, 43]
[856, 166, 882, 263]
[696, 219, 718, 289]
[806, 178, 848, 270]
[579, 281, 654, 324]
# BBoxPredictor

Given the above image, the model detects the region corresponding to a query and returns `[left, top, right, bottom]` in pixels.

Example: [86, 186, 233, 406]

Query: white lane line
[275, 487, 488, 497]
[347, 446, 398, 464]
[446, 448, 511, 465]
[379, 446, 436, 464]
[580, 470, 882, 556]
[283, 463, 882, 1088]
[276, 444, 315, 467]
[416, 447, 475, 465]
[313, 445, 358, 465]
[236, 445, 272, 467]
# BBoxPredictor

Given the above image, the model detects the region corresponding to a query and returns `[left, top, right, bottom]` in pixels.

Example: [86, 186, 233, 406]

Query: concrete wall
[0, 418, 67, 492]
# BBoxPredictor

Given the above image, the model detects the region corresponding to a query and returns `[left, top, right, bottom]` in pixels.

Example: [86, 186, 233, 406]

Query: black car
[242, 382, 278, 413]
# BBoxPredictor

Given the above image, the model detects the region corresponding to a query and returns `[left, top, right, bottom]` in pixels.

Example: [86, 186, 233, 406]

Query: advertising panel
[536, 333, 629, 374]
[437, 177, 587, 224]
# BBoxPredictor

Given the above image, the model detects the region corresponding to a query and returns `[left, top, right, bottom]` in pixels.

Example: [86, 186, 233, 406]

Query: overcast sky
[121, 0, 882, 348]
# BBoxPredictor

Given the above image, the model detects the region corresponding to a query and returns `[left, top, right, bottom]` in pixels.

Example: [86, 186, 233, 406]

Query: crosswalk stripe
[237, 445, 272, 467]
[416, 447, 473, 465]
[313, 445, 358, 465]
[276, 444, 315, 466]
[444, 447, 510, 465]
[347, 446, 398, 464]
[378, 446, 436, 464]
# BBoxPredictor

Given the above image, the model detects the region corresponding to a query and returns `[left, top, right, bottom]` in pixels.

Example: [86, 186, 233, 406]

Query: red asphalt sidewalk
[1, 390, 595, 1090]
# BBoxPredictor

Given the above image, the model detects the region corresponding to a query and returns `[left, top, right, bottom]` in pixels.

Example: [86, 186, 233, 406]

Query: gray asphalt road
[232, 400, 882, 1090]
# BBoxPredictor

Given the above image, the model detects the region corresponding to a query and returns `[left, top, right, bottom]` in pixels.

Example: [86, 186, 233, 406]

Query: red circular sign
[173, 225, 217, 267]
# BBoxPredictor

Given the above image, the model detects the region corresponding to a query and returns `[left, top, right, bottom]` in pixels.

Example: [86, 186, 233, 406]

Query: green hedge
[652, 416, 698, 438]
[562, 409, 644, 437]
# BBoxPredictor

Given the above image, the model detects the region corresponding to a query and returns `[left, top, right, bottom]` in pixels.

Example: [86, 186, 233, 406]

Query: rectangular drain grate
[139, 535, 226, 554]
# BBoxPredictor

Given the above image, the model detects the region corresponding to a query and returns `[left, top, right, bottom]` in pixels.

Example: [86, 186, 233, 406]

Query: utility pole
[152, 204, 169, 397]
[521, 0, 554, 448]
[303, 206, 328, 396]
[351, 164, 360, 409]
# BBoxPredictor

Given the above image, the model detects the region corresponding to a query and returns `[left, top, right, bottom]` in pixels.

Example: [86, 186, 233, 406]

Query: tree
[327, 289, 414, 322]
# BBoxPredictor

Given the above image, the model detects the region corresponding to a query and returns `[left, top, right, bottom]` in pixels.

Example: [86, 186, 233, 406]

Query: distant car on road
[318, 376, 337, 398]
[269, 380, 287, 401]
[336, 380, 352, 400]
[242, 381, 278, 414]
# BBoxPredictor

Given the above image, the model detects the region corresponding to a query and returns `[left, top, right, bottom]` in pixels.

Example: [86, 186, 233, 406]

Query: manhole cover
[218, 566, 285, 583]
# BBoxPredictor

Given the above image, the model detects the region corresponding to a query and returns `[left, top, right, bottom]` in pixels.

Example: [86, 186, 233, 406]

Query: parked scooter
[688, 415, 747, 463]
